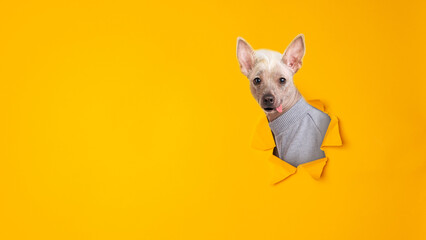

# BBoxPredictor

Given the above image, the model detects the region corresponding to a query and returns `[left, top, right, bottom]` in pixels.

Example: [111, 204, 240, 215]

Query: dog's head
[236, 34, 306, 120]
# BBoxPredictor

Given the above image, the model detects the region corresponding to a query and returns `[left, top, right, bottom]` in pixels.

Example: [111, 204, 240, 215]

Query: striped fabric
[269, 97, 331, 167]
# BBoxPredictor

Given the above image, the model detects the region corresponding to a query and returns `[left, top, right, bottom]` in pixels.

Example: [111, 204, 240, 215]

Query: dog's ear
[282, 34, 305, 73]
[236, 37, 255, 76]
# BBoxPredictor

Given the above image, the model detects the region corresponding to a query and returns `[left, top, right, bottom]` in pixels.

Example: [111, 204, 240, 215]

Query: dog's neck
[266, 89, 302, 122]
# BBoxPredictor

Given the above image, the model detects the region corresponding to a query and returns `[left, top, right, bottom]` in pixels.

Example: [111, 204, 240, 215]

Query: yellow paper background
[1, 0, 425, 239]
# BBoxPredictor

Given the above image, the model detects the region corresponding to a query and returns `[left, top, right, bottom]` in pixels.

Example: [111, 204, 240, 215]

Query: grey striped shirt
[269, 97, 331, 167]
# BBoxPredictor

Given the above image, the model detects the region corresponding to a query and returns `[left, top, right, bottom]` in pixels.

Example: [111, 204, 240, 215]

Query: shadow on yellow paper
[251, 99, 343, 185]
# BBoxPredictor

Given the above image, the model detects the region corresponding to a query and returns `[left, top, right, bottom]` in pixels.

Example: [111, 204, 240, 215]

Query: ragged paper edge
[250, 99, 343, 184]
[250, 115, 275, 151]
[268, 154, 297, 184]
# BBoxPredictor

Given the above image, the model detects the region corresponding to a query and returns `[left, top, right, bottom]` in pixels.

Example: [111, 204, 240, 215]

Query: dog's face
[236, 34, 306, 121]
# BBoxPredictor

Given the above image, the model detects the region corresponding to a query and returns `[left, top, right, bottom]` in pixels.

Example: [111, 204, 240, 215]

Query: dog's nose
[262, 94, 275, 106]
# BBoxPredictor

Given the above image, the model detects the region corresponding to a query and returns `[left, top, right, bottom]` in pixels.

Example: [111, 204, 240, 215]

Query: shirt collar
[251, 99, 342, 185]
[269, 96, 312, 136]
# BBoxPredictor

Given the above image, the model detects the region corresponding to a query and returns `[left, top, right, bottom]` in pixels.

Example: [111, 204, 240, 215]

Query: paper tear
[251, 99, 343, 184]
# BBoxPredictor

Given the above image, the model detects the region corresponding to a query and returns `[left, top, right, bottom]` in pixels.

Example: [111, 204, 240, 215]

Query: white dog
[236, 34, 331, 167]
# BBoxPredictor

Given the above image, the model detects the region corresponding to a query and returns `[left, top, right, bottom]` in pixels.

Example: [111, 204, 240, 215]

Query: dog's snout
[262, 94, 275, 106]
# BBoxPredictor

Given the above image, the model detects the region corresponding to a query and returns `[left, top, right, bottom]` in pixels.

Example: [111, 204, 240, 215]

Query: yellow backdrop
[1, 0, 425, 239]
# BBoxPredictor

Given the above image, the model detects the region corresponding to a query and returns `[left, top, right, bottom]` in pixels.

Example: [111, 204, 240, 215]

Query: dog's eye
[253, 77, 261, 85]
[279, 77, 286, 84]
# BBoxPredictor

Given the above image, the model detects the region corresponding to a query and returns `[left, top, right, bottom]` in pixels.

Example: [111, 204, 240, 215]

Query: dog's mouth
[263, 104, 283, 113]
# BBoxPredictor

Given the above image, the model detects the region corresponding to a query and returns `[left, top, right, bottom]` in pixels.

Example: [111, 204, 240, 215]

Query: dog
[236, 34, 331, 167]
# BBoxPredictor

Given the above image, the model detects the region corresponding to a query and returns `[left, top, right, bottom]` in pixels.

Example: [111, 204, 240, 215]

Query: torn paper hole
[251, 99, 343, 185]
